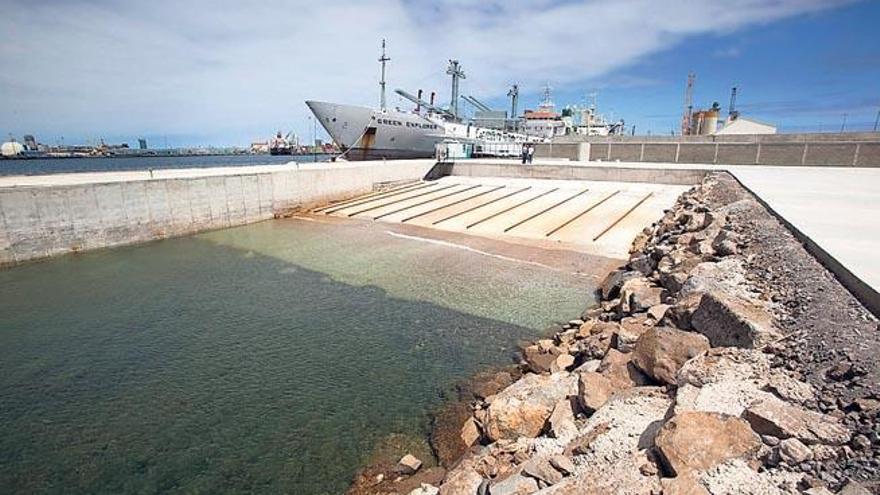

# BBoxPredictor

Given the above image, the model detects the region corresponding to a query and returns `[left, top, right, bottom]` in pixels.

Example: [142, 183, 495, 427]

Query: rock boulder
[632, 327, 710, 385]
[742, 397, 851, 446]
[397, 454, 423, 475]
[483, 372, 578, 442]
[655, 411, 762, 476]
[577, 370, 614, 413]
[598, 348, 652, 389]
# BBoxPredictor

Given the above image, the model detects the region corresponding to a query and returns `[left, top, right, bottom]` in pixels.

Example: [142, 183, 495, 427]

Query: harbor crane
[728, 86, 739, 121]
[681, 72, 695, 135]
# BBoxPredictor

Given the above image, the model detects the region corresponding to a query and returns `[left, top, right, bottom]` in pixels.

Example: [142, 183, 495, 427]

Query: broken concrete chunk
[676, 347, 771, 387]
[679, 259, 749, 299]
[690, 292, 780, 348]
[632, 327, 710, 385]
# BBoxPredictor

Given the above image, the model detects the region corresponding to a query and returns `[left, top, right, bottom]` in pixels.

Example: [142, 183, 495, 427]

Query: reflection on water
[0, 219, 594, 494]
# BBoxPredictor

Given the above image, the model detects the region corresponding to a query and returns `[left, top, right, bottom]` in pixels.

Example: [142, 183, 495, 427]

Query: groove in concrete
[593, 192, 654, 241]
[315, 180, 427, 213]
[545, 190, 620, 237]
[400, 185, 505, 223]
[432, 186, 531, 225]
[374, 185, 482, 220]
[346, 184, 459, 217]
[504, 188, 590, 233]
[466, 188, 559, 229]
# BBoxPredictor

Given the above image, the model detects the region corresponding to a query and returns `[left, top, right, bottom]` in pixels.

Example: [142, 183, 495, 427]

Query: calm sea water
[0, 154, 331, 177]
[0, 219, 593, 494]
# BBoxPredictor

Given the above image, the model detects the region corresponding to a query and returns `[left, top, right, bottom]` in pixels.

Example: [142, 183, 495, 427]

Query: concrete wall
[440, 161, 707, 186]
[556, 131, 880, 144]
[532, 143, 582, 161]
[0, 160, 435, 266]
[552, 140, 880, 167]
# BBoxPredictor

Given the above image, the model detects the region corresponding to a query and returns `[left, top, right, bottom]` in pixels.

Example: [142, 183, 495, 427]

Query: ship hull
[332, 147, 433, 160]
[306, 100, 444, 160]
[306, 100, 537, 161]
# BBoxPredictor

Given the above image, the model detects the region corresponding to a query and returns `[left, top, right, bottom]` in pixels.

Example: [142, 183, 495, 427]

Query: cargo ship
[307, 41, 536, 161]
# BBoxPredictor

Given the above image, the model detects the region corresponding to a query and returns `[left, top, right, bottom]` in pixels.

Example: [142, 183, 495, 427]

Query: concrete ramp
[318, 176, 688, 259]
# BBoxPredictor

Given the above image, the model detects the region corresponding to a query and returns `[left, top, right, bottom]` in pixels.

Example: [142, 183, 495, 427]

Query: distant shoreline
[0, 152, 336, 161]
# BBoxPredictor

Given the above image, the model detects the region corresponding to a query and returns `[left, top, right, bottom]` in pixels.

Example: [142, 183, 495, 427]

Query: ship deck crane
[462, 95, 492, 112]
[507, 85, 519, 118]
[394, 89, 455, 119]
[447, 60, 466, 119]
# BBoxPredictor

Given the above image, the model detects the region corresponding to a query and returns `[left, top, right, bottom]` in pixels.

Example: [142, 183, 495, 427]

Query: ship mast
[379, 39, 390, 111]
[447, 60, 466, 119]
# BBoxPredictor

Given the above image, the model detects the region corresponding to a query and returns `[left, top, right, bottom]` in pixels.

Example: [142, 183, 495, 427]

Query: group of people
[521, 143, 536, 164]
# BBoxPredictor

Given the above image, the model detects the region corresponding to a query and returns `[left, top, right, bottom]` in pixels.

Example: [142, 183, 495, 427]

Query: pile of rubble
[388, 173, 876, 495]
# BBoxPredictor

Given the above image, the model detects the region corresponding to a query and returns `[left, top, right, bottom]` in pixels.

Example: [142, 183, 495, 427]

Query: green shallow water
[0, 219, 594, 494]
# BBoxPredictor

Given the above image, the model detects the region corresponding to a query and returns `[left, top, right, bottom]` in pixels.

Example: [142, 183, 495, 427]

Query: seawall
[0, 160, 435, 266]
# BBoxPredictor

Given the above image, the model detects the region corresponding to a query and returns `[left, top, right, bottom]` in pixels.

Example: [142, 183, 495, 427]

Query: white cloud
[713, 47, 742, 58]
[0, 0, 851, 144]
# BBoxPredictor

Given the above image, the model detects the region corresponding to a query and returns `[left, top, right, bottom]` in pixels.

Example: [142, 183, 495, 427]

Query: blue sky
[517, 0, 880, 135]
[1, 0, 877, 147]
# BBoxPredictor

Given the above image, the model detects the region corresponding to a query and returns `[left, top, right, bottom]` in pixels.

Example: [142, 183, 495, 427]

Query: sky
[1, 0, 878, 148]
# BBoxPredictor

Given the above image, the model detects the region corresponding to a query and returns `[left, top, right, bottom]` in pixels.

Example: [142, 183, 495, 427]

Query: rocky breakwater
[383, 173, 877, 495]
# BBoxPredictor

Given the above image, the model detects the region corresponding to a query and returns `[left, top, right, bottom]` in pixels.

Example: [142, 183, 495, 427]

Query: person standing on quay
[521, 144, 528, 164]
[527, 144, 535, 164]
